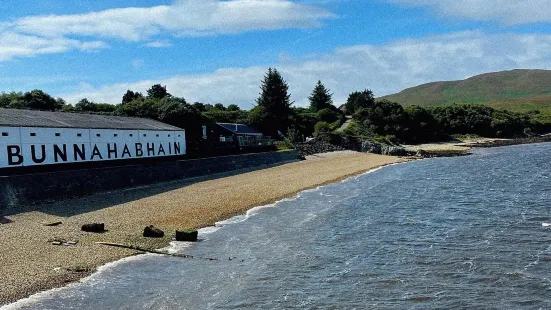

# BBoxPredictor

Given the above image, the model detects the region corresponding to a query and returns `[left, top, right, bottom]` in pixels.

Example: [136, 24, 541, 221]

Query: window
[168, 134, 171, 137]
[114, 134, 118, 137]
[143, 134, 147, 137]
[1, 132, 8, 137]
[30, 133, 36, 137]
[129, 134, 133, 137]
[156, 134, 159, 137]
[55, 133, 60, 137]
[77, 133, 82, 137]
[96, 133, 101, 137]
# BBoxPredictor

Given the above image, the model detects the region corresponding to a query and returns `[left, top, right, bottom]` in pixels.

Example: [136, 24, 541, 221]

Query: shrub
[313, 121, 331, 137]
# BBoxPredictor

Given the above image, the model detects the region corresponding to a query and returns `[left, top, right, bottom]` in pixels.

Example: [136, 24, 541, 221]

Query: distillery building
[0, 108, 186, 169]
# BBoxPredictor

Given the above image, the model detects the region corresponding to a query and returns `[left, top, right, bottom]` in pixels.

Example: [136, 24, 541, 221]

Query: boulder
[416, 149, 428, 158]
[143, 225, 164, 238]
[175, 229, 198, 242]
[81, 223, 105, 233]
[295, 137, 345, 156]
[381, 145, 410, 156]
[361, 141, 382, 154]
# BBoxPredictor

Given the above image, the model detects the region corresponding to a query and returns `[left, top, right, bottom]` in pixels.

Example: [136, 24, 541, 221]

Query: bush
[313, 121, 331, 137]
[317, 108, 339, 123]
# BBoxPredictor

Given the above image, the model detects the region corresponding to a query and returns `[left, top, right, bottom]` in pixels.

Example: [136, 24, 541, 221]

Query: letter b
[7, 145, 23, 165]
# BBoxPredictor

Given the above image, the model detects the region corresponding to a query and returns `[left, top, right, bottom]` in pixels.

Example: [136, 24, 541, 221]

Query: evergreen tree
[122, 90, 143, 104]
[146, 84, 171, 100]
[255, 68, 293, 136]
[308, 80, 333, 112]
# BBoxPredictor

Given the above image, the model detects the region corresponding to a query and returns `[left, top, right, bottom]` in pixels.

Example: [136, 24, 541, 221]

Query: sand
[0, 151, 407, 306]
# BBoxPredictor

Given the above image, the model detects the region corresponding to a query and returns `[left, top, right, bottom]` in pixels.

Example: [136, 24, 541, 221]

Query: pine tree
[255, 68, 293, 136]
[308, 80, 333, 112]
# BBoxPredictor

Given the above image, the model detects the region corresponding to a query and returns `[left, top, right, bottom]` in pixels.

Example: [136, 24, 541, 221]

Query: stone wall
[0, 150, 300, 214]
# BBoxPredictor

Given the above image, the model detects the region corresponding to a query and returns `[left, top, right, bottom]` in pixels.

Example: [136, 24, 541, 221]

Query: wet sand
[0, 151, 407, 306]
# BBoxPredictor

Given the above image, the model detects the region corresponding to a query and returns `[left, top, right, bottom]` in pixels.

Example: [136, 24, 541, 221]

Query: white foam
[542, 223, 551, 227]
[1, 254, 152, 310]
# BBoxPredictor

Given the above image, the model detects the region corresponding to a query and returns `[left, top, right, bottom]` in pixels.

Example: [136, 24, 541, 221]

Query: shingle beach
[0, 151, 407, 306]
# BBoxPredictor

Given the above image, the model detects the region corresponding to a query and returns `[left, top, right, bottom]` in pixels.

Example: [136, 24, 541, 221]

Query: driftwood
[42, 221, 63, 226]
[95, 242, 217, 261]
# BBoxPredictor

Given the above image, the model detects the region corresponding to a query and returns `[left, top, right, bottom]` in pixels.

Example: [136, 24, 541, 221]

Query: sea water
[5, 143, 551, 309]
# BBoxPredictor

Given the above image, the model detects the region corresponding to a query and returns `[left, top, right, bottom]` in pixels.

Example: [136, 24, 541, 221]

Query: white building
[0, 108, 186, 169]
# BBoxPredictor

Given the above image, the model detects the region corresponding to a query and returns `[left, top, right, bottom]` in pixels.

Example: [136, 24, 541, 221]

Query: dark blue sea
[5, 143, 551, 309]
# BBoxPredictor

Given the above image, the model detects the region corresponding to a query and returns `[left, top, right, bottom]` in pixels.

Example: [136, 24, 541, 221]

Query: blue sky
[2, 0, 551, 108]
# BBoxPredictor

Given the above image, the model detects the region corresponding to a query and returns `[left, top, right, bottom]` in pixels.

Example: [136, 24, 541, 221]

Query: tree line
[1, 68, 550, 146]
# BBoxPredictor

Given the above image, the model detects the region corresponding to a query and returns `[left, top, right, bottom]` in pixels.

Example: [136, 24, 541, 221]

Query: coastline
[0, 151, 408, 306]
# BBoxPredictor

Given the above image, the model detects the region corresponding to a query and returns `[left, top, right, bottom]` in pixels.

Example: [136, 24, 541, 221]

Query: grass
[379, 69, 551, 113]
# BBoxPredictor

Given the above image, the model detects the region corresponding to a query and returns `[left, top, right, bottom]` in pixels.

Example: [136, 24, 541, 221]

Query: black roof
[217, 123, 262, 135]
[0, 108, 182, 131]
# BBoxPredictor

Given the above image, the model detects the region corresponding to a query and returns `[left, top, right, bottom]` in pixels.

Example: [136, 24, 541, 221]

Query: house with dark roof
[215, 123, 273, 147]
[0, 108, 186, 168]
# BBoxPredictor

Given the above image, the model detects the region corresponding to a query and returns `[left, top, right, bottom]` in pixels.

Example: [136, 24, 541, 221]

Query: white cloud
[12, 0, 334, 41]
[0, 0, 333, 61]
[144, 40, 173, 48]
[0, 31, 107, 61]
[59, 31, 551, 107]
[388, 0, 551, 24]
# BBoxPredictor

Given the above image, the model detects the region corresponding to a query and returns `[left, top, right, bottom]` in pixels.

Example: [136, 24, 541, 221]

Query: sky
[2, 1, 551, 108]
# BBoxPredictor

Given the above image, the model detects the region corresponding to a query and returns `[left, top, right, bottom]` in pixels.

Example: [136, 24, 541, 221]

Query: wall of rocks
[0, 150, 300, 214]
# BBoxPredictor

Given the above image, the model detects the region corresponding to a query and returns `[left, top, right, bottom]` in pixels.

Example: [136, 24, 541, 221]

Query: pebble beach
[0, 151, 407, 306]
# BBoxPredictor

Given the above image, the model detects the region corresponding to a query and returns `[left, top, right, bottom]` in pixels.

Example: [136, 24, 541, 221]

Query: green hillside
[379, 69, 551, 113]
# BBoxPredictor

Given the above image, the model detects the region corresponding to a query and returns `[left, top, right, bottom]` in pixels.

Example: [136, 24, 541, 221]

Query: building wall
[0, 150, 301, 213]
[0, 127, 186, 168]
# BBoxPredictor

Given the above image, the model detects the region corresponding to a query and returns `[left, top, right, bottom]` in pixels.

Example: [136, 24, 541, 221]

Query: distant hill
[378, 69, 551, 113]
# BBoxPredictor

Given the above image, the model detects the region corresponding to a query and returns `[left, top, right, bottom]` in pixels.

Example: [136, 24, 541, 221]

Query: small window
[143, 134, 147, 137]
[77, 133, 82, 137]
[114, 134, 118, 137]
[30, 133, 36, 137]
[129, 134, 133, 137]
[156, 134, 159, 137]
[1, 132, 8, 137]
[168, 134, 171, 137]
[96, 133, 101, 137]
[55, 133, 60, 137]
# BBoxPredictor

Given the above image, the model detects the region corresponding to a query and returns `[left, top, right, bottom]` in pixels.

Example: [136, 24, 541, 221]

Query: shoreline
[3, 137, 549, 307]
[0, 151, 408, 307]
[3, 159, 408, 309]
[404, 136, 551, 158]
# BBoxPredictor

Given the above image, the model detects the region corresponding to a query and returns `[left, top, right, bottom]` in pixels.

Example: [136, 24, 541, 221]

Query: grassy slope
[379, 69, 551, 113]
